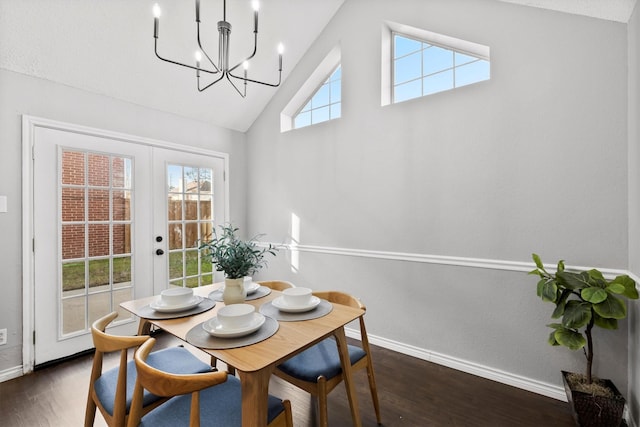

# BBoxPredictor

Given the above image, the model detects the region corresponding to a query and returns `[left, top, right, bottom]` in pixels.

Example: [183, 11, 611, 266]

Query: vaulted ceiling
[0, 0, 636, 132]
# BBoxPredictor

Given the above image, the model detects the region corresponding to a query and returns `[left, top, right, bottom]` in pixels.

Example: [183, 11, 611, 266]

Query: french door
[30, 123, 226, 365]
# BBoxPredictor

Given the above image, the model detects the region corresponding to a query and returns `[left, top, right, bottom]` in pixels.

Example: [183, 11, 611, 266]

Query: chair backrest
[312, 291, 370, 347]
[87, 312, 149, 426]
[128, 338, 228, 427]
[257, 280, 295, 291]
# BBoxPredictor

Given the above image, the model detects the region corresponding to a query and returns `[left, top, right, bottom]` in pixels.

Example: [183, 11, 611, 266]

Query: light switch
[0, 196, 7, 213]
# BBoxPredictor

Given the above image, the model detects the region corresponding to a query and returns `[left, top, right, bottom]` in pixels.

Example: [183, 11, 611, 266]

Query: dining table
[120, 282, 364, 427]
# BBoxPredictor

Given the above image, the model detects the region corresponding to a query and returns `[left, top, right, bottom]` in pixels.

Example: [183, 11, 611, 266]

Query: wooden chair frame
[85, 312, 169, 427]
[128, 338, 293, 427]
[273, 291, 382, 427]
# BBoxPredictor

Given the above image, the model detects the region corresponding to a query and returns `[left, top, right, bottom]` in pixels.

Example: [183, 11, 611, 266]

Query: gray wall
[628, 1, 640, 423]
[247, 0, 631, 397]
[0, 69, 247, 372]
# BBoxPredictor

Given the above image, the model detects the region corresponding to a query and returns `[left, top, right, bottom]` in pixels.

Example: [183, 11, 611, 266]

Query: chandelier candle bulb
[153, 3, 161, 38]
[252, 1, 259, 33]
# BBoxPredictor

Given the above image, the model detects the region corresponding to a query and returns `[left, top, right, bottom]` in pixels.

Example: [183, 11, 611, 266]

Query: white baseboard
[345, 327, 567, 402]
[0, 365, 25, 383]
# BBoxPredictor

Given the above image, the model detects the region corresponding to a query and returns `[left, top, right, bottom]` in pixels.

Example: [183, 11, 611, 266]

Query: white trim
[0, 365, 25, 383]
[280, 243, 629, 277]
[345, 327, 567, 401]
[21, 115, 230, 374]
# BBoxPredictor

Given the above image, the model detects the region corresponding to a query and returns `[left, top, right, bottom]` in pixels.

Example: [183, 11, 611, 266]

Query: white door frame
[21, 115, 230, 373]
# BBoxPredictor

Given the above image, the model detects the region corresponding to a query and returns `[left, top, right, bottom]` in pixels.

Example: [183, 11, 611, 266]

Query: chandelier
[152, 0, 283, 97]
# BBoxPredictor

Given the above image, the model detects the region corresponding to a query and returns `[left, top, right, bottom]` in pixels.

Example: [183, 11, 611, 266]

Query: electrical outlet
[0, 328, 7, 345]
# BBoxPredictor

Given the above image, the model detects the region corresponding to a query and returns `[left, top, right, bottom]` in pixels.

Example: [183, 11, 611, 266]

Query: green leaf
[554, 328, 586, 350]
[587, 269, 606, 282]
[532, 253, 545, 271]
[551, 289, 571, 319]
[606, 282, 626, 294]
[538, 279, 557, 302]
[594, 294, 627, 319]
[557, 259, 565, 273]
[548, 330, 559, 346]
[562, 301, 592, 329]
[593, 313, 619, 330]
[556, 271, 590, 290]
[610, 275, 639, 299]
[581, 287, 607, 304]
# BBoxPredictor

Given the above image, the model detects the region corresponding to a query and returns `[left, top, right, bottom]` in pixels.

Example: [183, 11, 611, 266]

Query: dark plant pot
[562, 371, 626, 427]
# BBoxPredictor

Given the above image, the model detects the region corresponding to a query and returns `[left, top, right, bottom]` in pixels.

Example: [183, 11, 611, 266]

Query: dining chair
[273, 291, 382, 427]
[85, 312, 213, 427]
[257, 280, 295, 291]
[127, 337, 294, 427]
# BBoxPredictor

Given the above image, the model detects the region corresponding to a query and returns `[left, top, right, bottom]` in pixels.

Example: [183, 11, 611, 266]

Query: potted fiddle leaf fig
[529, 253, 638, 427]
[200, 224, 278, 304]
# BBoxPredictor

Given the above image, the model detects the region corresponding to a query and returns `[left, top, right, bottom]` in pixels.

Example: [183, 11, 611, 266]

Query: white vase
[223, 277, 246, 305]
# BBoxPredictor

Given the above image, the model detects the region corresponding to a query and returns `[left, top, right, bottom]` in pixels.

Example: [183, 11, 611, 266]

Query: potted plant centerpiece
[529, 253, 638, 427]
[201, 224, 278, 304]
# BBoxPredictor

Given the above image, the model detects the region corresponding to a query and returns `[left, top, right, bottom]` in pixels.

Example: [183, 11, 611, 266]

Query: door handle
[156, 249, 165, 256]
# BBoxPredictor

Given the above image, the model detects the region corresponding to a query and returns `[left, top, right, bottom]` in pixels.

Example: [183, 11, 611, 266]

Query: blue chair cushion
[277, 338, 367, 383]
[138, 375, 285, 427]
[94, 346, 212, 416]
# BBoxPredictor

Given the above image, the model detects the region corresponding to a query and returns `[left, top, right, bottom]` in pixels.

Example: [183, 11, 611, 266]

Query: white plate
[202, 313, 266, 338]
[245, 282, 261, 294]
[150, 296, 204, 313]
[272, 296, 321, 313]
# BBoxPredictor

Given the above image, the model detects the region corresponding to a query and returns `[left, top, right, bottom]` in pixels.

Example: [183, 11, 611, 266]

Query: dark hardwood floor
[0, 331, 575, 426]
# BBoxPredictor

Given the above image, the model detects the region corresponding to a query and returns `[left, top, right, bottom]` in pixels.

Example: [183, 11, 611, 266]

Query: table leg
[334, 327, 362, 427]
[237, 366, 274, 427]
[137, 319, 151, 336]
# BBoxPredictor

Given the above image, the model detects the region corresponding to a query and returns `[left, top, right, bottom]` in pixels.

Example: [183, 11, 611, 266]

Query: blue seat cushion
[94, 346, 212, 416]
[277, 338, 367, 383]
[138, 375, 285, 427]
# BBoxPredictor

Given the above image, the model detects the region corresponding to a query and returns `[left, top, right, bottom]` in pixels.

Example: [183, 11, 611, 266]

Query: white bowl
[217, 303, 255, 329]
[282, 287, 312, 307]
[160, 287, 193, 306]
[243, 276, 255, 292]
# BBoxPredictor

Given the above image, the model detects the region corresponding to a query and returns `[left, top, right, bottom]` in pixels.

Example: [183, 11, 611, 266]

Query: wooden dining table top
[121, 283, 363, 371]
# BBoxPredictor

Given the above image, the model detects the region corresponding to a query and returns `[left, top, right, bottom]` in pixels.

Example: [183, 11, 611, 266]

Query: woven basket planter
[562, 371, 625, 427]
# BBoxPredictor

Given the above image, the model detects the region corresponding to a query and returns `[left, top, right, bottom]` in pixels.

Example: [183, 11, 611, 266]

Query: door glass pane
[88, 224, 109, 257]
[169, 251, 183, 279]
[112, 224, 131, 255]
[62, 261, 85, 297]
[60, 149, 134, 335]
[62, 224, 84, 260]
[88, 189, 109, 221]
[62, 188, 85, 222]
[166, 164, 216, 288]
[113, 256, 131, 289]
[112, 191, 131, 221]
[62, 297, 85, 335]
[168, 223, 183, 250]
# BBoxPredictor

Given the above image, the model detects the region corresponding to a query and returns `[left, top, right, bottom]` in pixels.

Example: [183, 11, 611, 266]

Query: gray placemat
[207, 285, 271, 302]
[185, 316, 279, 349]
[259, 300, 333, 322]
[134, 297, 216, 320]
